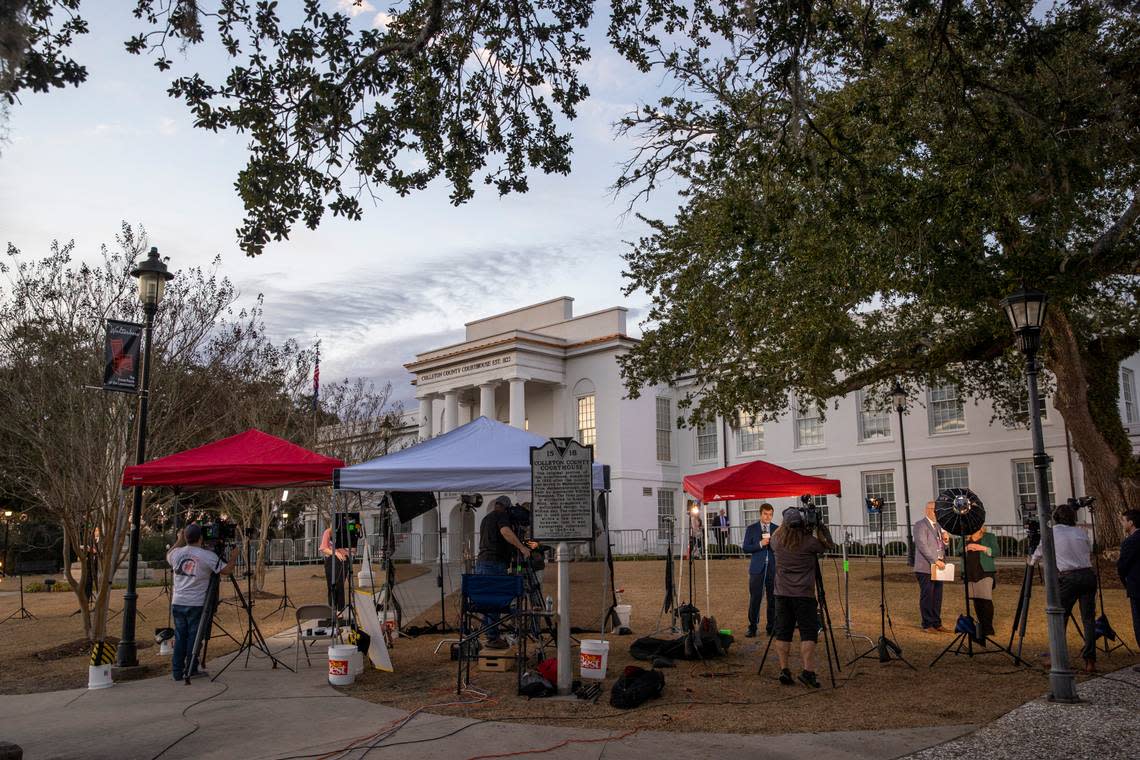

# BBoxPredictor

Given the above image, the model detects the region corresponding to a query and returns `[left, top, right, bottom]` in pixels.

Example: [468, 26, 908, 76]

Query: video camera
[1023, 516, 1042, 555]
[1067, 495, 1096, 512]
[797, 494, 825, 529]
[460, 493, 484, 509]
[199, 521, 237, 555]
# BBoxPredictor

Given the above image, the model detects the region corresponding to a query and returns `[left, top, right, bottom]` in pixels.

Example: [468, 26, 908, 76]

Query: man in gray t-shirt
[166, 524, 237, 682]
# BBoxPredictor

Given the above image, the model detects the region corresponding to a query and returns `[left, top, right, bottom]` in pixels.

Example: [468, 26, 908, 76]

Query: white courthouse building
[378, 297, 1140, 555]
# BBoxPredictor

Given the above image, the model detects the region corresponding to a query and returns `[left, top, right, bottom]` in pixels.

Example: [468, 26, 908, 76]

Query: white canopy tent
[333, 415, 606, 492]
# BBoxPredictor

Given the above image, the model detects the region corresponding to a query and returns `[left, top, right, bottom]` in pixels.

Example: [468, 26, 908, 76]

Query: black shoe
[798, 670, 821, 689]
[745, 628, 757, 638]
[778, 668, 794, 685]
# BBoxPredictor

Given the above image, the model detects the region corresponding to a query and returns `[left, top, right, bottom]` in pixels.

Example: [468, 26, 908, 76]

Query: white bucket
[88, 664, 113, 690]
[579, 639, 610, 681]
[615, 604, 632, 628]
[350, 649, 364, 676]
[328, 644, 356, 686]
[159, 640, 173, 656]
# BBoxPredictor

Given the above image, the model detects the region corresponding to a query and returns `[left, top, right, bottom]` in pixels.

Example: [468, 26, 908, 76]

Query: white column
[444, 390, 459, 433]
[508, 378, 526, 428]
[479, 382, 497, 420]
[553, 384, 569, 436]
[418, 396, 434, 440]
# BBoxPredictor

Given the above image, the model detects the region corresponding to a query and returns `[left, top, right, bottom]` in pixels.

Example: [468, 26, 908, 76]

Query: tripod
[931, 549, 1024, 668]
[1086, 505, 1134, 656]
[211, 539, 294, 681]
[0, 575, 37, 624]
[758, 553, 840, 688]
[1008, 528, 1041, 661]
[262, 559, 296, 619]
[848, 517, 913, 668]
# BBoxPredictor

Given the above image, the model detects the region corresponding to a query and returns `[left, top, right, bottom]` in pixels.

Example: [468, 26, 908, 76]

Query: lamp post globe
[1001, 287, 1077, 703]
[116, 247, 174, 669]
[890, 381, 915, 565]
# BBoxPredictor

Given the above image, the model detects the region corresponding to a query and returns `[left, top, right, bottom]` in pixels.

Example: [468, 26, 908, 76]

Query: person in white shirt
[166, 524, 238, 682]
[1030, 502, 1097, 672]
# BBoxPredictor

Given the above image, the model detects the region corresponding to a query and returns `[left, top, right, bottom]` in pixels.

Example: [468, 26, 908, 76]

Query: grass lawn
[0, 563, 428, 694]
[346, 557, 1139, 735]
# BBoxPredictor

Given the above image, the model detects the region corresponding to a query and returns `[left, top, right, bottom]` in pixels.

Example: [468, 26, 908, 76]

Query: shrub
[996, 535, 1020, 558]
[140, 534, 171, 562]
[884, 541, 907, 557]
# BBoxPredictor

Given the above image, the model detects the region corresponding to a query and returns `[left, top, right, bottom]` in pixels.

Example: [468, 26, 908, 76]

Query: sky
[0, 1, 681, 407]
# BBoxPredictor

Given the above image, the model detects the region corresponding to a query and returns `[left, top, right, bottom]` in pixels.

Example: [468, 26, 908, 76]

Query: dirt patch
[345, 558, 1139, 735]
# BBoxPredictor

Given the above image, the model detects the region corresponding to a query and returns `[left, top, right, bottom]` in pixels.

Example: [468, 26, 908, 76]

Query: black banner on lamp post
[103, 319, 143, 393]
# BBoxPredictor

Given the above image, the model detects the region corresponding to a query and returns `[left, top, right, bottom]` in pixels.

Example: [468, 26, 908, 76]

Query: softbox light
[934, 488, 986, 537]
[389, 491, 438, 524]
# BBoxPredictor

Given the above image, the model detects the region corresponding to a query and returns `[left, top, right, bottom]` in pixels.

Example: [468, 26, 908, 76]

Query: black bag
[610, 666, 665, 709]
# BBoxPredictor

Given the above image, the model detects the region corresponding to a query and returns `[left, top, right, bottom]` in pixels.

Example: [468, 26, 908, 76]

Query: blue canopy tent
[333, 416, 606, 492]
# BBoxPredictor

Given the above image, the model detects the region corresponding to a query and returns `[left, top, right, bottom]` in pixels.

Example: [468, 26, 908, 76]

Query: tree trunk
[1047, 309, 1140, 553]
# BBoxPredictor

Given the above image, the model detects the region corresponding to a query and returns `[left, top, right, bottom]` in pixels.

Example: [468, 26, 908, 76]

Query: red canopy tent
[683, 460, 841, 502]
[122, 428, 344, 490]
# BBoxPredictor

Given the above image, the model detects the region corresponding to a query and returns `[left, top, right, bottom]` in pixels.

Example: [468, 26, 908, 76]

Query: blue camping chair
[457, 573, 525, 693]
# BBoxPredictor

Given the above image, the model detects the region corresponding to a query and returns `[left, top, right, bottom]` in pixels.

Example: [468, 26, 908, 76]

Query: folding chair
[295, 604, 335, 670]
[457, 573, 525, 693]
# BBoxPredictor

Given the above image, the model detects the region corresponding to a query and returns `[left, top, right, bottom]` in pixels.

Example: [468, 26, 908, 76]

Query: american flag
[312, 341, 320, 411]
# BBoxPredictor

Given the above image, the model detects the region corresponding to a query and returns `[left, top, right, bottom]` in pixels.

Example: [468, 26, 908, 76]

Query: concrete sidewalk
[0, 632, 973, 760]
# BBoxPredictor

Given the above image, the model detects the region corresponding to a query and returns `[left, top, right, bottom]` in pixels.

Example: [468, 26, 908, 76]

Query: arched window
[572, 378, 596, 447]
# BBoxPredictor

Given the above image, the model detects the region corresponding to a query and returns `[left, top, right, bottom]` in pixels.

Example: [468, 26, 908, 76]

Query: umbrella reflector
[934, 488, 986, 537]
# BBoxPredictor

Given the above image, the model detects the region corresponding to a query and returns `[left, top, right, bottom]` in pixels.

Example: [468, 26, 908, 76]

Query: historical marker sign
[530, 438, 595, 542]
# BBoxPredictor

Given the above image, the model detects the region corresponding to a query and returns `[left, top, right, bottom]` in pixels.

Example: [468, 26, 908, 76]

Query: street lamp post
[891, 382, 915, 566]
[1000, 287, 1078, 703]
[116, 247, 174, 668]
[2, 510, 13, 577]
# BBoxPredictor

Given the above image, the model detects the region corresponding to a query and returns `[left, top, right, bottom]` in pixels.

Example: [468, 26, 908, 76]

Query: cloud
[158, 118, 177, 136]
[373, 12, 395, 28]
[336, 0, 375, 16]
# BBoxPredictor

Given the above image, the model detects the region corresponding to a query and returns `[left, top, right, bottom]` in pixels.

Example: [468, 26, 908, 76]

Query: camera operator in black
[476, 496, 533, 649]
[770, 507, 829, 688]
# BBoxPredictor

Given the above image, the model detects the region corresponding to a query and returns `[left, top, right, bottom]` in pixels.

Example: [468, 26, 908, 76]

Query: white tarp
[334, 416, 606, 492]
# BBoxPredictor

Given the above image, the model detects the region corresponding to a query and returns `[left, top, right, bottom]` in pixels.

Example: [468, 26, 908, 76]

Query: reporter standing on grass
[913, 501, 950, 633]
[741, 503, 777, 638]
[167, 524, 238, 683]
[1031, 502, 1097, 673]
[1116, 509, 1140, 673]
[770, 507, 829, 688]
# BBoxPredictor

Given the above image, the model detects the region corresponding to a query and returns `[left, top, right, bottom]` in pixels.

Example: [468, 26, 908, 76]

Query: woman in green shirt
[961, 526, 999, 642]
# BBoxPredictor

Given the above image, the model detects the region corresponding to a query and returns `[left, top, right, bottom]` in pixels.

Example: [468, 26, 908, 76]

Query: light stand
[264, 510, 296, 619]
[1084, 501, 1133, 656]
[0, 575, 37, 624]
[117, 247, 173, 668]
[849, 505, 913, 668]
[891, 382, 915, 566]
[1002, 287, 1078, 702]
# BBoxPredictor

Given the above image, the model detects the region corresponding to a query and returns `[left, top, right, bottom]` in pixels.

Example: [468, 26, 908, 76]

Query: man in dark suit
[742, 503, 777, 637]
[913, 500, 950, 632]
[1118, 508, 1140, 673]
[713, 509, 730, 555]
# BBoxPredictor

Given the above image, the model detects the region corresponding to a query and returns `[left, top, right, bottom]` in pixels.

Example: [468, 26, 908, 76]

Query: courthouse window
[862, 471, 897, 532]
[857, 389, 891, 442]
[656, 489, 675, 537]
[1013, 460, 1055, 521]
[656, 397, 673, 461]
[577, 395, 596, 447]
[927, 384, 966, 434]
[794, 406, 824, 448]
[1123, 368, 1137, 424]
[934, 464, 970, 494]
[696, 421, 719, 461]
[736, 411, 764, 453]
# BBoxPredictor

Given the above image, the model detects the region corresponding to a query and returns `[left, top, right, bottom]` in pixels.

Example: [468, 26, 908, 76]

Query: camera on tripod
[199, 521, 237, 554]
[1067, 495, 1096, 512]
[460, 493, 484, 509]
[797, 494, 824, 529]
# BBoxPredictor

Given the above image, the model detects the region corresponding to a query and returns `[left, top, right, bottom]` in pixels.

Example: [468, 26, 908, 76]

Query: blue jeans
[475, 560, 507, 640]
[171, 604, 204, 680]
